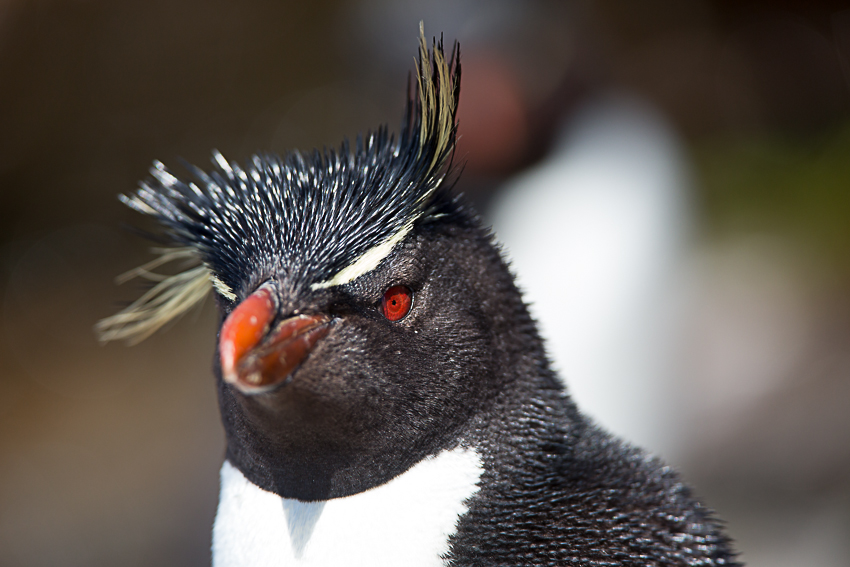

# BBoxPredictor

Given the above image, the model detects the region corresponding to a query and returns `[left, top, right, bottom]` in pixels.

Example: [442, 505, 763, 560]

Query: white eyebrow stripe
[310, 164, 447, 292]
[310, 223, 413, 290]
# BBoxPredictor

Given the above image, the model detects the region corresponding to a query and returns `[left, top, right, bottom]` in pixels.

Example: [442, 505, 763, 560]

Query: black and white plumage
[100, 28, 740, 567]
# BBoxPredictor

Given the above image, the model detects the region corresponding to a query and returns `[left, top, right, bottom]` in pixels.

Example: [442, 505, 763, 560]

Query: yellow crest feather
[95, 247, 218, 344]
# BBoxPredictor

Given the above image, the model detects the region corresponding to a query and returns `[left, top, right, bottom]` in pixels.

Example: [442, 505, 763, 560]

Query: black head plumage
[98, 30, 461, 342]
[127, 37, 458, 296]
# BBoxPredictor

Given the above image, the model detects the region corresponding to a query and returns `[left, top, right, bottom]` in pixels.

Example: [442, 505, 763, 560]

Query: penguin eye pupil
[381, 285, 412, 321]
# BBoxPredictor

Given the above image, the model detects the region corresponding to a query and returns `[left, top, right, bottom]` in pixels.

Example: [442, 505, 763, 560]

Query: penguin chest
[212, 447, 483, 567]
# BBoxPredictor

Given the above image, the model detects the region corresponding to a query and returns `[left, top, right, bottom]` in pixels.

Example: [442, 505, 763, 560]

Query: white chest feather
[212, 447, 483, 567]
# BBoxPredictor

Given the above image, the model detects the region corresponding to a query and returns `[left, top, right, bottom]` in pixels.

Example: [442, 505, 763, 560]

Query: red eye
[381, 285, 412, 321]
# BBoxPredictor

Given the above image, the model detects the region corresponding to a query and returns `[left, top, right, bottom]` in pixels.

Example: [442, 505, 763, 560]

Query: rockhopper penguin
[98, 28, 741, 567]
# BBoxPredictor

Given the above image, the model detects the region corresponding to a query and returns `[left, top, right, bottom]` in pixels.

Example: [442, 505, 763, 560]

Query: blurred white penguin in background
[488, 95, 693, 461]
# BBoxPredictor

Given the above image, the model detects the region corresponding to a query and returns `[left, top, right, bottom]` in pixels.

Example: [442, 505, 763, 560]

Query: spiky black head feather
[99, 32, 461, 342]
[132, 38, 458, 295]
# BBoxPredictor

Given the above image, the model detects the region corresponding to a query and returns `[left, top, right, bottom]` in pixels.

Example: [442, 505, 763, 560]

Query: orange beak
[219, 286, 331, 394]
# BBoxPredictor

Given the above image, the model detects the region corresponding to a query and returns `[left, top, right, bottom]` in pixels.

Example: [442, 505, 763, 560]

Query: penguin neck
[458, 339, 581, 481]
[212, 445, 483, 567]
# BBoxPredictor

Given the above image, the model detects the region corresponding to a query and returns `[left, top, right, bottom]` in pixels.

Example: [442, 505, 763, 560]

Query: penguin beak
[219, 286, 331, 394]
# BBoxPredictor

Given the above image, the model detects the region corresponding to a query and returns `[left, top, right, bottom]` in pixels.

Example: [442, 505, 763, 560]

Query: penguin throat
[212, 446, 483, 567]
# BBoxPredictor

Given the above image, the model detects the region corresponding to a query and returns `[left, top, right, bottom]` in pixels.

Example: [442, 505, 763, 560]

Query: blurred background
[2, 0, 849, 565]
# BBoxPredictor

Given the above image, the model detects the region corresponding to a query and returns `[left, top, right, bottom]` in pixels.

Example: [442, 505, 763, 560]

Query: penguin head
[98, 32, 533, 499]
[212, 208, 510, 500]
